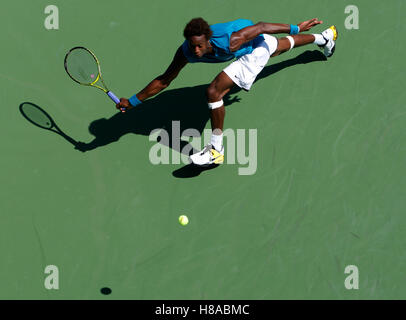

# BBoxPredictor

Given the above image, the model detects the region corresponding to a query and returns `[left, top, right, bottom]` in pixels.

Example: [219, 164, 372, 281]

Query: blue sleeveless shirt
[181, 19, 264, 63]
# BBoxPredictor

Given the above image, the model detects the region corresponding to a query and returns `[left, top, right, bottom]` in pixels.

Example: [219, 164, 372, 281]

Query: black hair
[183, 17, 213, 39]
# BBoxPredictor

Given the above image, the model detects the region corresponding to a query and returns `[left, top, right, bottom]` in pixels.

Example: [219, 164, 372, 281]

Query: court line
[31, 214, 51, 299]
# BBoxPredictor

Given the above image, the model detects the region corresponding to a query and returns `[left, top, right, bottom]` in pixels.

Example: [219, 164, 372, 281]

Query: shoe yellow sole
[210, 149, 224, 164]
[329, 25, 338, 41]
[213, 155, 224, 164]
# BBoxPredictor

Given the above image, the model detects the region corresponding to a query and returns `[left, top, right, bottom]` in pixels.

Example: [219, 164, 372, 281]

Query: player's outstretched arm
[229, 18, 323, 52]
[116, 46, 188, 112]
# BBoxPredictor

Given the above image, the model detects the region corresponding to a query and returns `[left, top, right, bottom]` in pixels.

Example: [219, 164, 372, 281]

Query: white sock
[313, 34, 327, 46]
[210, 132, 223, 151]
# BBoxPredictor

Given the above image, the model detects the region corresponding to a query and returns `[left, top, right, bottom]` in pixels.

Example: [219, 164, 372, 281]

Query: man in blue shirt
[116, 18, 337, 166]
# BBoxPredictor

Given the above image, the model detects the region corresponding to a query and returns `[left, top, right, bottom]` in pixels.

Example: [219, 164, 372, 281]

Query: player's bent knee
[272, 37, 294, 57]
[206, 86, 224, 109]
[206, 85, 221, 101]
[206, 85, 216, 98]
[208, 100, 224, 110]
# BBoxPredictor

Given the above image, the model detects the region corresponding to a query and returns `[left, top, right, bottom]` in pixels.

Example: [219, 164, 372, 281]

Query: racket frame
[64, 46, 122, 107]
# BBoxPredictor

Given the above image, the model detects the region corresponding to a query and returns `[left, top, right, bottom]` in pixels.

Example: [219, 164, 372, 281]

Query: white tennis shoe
[190, 144, 224, 166]
[319, 25, 338, 58]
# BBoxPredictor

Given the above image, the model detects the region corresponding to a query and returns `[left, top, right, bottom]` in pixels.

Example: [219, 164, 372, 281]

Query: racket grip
[107, 91, 120, 104]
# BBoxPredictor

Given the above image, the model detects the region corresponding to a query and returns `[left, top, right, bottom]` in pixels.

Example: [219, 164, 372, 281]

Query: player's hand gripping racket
[64, 46, 126, 112]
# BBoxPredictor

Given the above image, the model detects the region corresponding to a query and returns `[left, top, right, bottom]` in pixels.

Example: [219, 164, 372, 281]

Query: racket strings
[65, 48, 100, 85]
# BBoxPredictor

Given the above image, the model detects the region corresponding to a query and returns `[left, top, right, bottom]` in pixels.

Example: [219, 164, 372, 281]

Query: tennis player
[116, 18, 338, 166]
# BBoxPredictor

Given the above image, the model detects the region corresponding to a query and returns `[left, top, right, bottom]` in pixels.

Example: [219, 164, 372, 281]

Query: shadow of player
[71, 50, 327, 177]
[172, 163, 220, 178]
[76, 50, 326, 153]
[75, 84, 213, 154]
[17, 51, 326, 177]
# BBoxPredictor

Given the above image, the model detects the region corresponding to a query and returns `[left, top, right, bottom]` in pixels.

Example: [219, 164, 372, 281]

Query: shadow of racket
[19, 102, 79, 147]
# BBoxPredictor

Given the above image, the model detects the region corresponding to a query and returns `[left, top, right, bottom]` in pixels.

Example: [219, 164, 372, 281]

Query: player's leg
[272, 26, 338, 58]
[206, 71, 235, 132]
[190, 71, 234, 166]
[272, 34, 315, 57]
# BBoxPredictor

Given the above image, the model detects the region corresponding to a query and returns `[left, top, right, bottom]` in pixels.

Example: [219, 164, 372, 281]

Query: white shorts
[223, 34, 278, 91]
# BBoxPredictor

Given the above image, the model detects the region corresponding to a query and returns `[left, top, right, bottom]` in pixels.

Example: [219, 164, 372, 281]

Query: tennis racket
[19, 102, 79, 146]
[64, 46, 125, 112]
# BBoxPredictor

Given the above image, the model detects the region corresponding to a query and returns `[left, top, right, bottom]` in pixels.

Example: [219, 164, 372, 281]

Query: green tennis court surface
[1, 0, 405, 299]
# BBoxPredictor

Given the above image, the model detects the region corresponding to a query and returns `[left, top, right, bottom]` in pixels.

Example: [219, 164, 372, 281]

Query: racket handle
[107, 91, 120, 104]
[107, 91, 126, 112]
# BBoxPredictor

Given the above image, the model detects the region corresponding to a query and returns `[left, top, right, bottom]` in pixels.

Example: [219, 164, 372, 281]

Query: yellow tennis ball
[179, 215, 189, 226]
